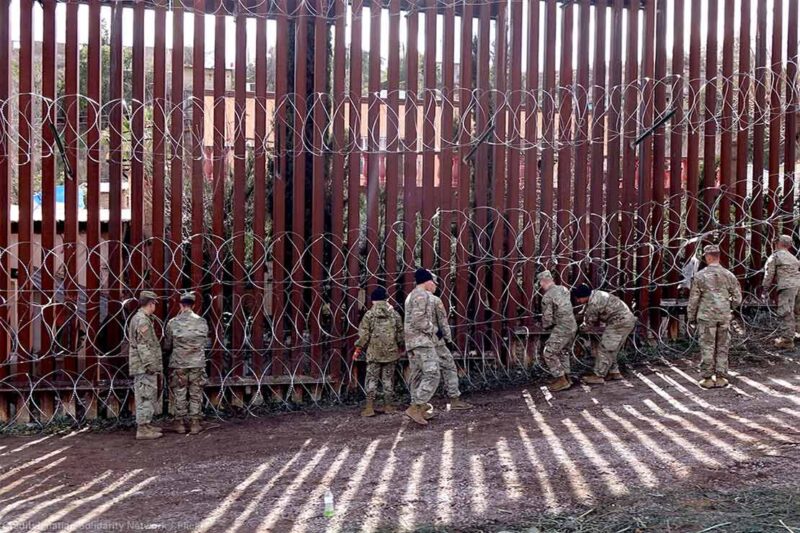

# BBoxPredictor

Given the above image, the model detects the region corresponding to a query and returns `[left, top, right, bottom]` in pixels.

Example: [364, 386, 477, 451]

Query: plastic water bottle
[324, 488, 334, 518]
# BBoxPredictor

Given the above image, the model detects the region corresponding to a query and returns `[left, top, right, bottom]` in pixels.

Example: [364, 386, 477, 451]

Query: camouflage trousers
[594, 319, 635, 377]
[365, 361, 396, 402]
[542, 327, 577, 378]
[435, 345, 461, 398]
[133, 373, 158, 426]
[408, 346, 441, 405]
[170, 368, 207, 419]
[697, 319, 731, 379]
[776, 288, 800, 340]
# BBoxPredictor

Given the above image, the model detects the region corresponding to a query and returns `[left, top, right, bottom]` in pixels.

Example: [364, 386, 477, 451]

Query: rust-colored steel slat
[606, 0, 623, 281]
[541, 0, 557, 265]
[621, 0, 638, 305]
[637, 0, 654, 317]
[366, 1, 382, 288]
[506, 0, 522, 322]
[131, 1, 145, 293]
[522, 0, 539, 320]
[348, 0, 364, 353]
[491, 1, 507, 342]
[385, 0, 401, 299]
[557, 0, 575, 281]
[151, 2, 167, 314]
[402, 1, 418, 297]
[686, 0, 702, 254]
[784, 0, 798, 218]
[768, 0, 783, 233]
[574, 0, 591, 283]
[668, 0, 685, 296]
[590, 0, 607, 288]
[422, 0, 437, 269]
[735, 0, 752, 282]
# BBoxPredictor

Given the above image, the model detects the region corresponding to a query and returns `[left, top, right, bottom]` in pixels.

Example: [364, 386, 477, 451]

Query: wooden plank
[491, 1, 507, 340]
[108, 3, 124, 366]
[556, 0, 574, 281]
[17, 0, 34, 379]
[252, 0, 268, 369]
[668, 0, 685, 295]
[422, 0, 437, 267]
[211, 11, 226, 379]
[329, 0, 347, 380]
[0, 0, 9, 377]
[63, 0, 80, 372]
[720, 0, 736, 261]
[455, 1, 473, 343]
[590, 0, 607, 287]
[272, 0, 289, 376]
[574, 0, 591, 282]
[621, 0, 639, 304]
[751, 0, 767, 279]
[522, 0, 540, 321]
[735, 0, 751, 281]
[40, 0, 57, 374]
[310, 3, 326, 376]
[232, 7, 247, 375]
[86, 0, 102, 376]
[131, 1, 145, 290]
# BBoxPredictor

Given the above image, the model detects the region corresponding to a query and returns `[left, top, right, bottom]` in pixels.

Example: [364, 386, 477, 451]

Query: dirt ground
[1, 354, 800, 533]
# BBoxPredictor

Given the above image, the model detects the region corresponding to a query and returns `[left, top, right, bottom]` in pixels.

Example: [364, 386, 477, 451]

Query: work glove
[352, 347, 362, 361]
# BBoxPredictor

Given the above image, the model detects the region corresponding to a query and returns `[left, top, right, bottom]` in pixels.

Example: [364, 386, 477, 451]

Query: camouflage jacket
[764, 249, 800, 289]
[541, 285, 577, 333]
[404, 286, 438, 350]
[355, 301, 403, 363]
[583, 290, 634, 328]
[164, 310, 209, 368]
[687, 264, 742, 323]
[128, 309, 161, 375]
[432, 295, 453, 347]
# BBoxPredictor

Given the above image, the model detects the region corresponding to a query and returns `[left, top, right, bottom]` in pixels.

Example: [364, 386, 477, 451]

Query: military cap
[703, 244, 720, 255]
[139, 291, 158, 305]
[778, 235, 794, 247]
[179, 292, 196, 304]
[370, 287, 388, 301]
[571, 283, 592, 299]
[414, 268, 434, 284]
[536, 270, 553, 282]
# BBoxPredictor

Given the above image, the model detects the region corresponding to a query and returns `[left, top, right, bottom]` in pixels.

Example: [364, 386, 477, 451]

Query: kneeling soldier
[353, 287, 404, 417]
[572, 284, 635, 384]
[687, 244, 742, 389]
[164, 292, 209, 434]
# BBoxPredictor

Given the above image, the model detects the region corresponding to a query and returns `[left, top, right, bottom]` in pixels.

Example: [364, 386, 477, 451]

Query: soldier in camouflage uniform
[128, 291, 163, 440]
[432, 288, 473, 411]
[164, 292, 209, 434]
[572, 284, 635, 385]
[687, 244, 743, 389]
[763, 235, 800, 349]
[404, 268, 440, 425]
[538, 270, 577, 392]
[353, 287, 404, 417]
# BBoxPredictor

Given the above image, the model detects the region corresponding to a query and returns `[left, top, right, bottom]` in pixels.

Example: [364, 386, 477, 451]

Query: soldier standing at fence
[404, 268, 440, 426]
[763, 235, 800, 350]
[353, 287, 404, 417]
[572, 284, 635, 385]
[128, 291, 163, 440]
[432, 287, 473, 411]
[538, 270, 577, 392]
[687, 244, 743, 389]
[164, 292, 209, 435]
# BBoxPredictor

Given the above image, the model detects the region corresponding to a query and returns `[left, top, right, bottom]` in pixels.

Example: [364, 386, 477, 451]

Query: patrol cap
[571, 283, 592, 299]
[414, 268, 435, 285]
[370, 287, 388, 301]
[778, 235, 793, 247]
[139, 291, 158, 305]
[703, 244, 720, 255]
[179, 292, 196, 304]
[536, 270, 553, 282]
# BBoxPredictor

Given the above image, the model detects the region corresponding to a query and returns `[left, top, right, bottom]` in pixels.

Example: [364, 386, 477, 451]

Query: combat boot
[581, 374, 605, 385]
[189, 418, 203, 435]
[607, 372, 624, 381]
[136, 424, 163, 440]
[714, 377, 729, 388]
[361, 398, 376, 417]
[548, 375, 572, 392]
[699, 377, 716, 389]
[449, 398, 474, 410]
[404, 404, 429, 426]
[774, 338, 795, 350]
[172, 418, 187, 434]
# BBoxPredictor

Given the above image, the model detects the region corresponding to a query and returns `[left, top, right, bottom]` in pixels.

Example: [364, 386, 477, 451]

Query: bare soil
[1, 354, 800, 533]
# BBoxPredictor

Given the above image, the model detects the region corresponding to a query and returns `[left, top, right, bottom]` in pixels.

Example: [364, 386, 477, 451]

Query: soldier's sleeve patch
[138, 325, 149, 335]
